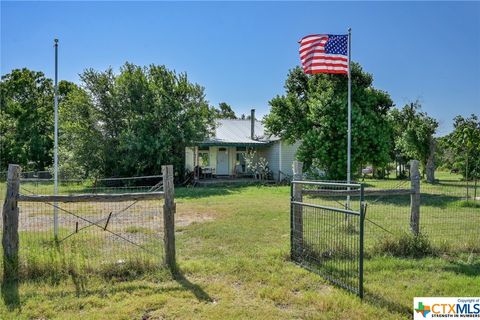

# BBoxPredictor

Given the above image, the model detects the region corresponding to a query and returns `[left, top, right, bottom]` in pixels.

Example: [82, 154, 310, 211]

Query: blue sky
[1, 1, 479, 135]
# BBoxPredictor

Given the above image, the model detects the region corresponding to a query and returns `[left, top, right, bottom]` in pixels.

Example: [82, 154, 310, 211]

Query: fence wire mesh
[291, 181, 364, 297]
[361, 176, 479, 251]
[15, 174, 163, 196]
[1, 175, 165, 280]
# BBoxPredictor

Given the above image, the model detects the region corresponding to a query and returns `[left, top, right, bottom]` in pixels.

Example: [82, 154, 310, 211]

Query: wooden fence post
[2, 164, 21, 282]
[162, 165, 176, 271]
[410, 160, 421, 236]
[292, 161, 303, 259]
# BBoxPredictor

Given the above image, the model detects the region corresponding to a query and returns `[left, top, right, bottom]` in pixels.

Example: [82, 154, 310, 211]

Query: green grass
[13, 231, 162, 282]
[1, 175, 479, 319]
[372, 232, 438, 258]
[124, 226, 155, 234]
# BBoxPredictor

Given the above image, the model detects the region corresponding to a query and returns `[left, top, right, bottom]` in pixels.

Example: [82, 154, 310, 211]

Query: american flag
[299, 34, 349, 75]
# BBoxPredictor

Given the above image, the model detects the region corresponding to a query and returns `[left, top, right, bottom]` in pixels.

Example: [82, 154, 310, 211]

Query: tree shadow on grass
[364, 193, 464, 208]
[172, 265, 213, 302]
[435, 181, 473, 188]
[1, 279, 20, 311]
[443, 260, 480, 277]
[175, 186, 242, 200]
[69, 270, 88, 297]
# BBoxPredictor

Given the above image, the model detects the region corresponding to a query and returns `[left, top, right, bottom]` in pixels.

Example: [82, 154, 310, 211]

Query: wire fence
[15, 198, 163, 280]
[1, 171, 172, 281]
[362, 177, 479, 252]
[294, 173, 479, 254]
[0, 170, 52, 181]
[14, 175, 163, 195]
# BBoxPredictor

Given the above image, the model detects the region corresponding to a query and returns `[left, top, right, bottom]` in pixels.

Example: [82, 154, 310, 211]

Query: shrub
[458, 200, 480, 209]
[373, 232, 437, 258]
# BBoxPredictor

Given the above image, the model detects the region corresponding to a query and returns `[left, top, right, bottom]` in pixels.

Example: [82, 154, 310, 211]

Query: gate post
[162, 165, 176, 271]
[2, 164, 21, 282]
[291, 161, 303, 260]
[410, 160, 421, 236]
[359, 184, 365, 299]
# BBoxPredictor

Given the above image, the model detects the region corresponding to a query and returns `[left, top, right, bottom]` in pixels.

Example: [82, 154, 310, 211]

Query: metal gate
[290, 180, 365, 298]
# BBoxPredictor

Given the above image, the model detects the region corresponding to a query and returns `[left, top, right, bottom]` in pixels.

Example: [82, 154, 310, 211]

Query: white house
[185, 110, 300, 181]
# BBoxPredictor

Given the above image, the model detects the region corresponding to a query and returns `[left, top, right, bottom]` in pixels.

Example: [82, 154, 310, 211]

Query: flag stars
[325, 34, 348, 55]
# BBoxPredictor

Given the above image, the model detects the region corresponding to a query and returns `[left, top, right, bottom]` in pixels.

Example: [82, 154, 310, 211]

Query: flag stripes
[299, 34, 349, 75]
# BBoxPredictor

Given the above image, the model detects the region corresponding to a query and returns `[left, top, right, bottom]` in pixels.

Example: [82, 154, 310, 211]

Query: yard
[1, 175, 479, 319]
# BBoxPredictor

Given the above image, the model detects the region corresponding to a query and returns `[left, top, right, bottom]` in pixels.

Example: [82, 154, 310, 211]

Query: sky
[1, 1, 479, 136]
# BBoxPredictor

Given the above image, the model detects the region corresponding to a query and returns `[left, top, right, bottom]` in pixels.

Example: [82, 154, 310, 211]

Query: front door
[216, 148, 229, 175]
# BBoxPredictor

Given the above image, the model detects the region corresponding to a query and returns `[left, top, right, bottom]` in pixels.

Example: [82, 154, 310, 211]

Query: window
[197, 146, 210, 167]
[199, 152, 209, 167]
[236, 147, 246, 172]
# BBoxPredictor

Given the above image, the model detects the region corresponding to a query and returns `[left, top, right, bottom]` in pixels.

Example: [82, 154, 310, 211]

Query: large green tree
[443, 114, 480, 180]
[264, 63, 394, 180]
[389, 102, 438, 183]
[59, 83, 104, 178]
[0, 68, 54, 171]
[60, 63, 215, 178]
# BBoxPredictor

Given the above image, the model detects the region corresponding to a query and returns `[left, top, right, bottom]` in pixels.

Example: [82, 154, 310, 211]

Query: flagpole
[54, 38, 59, 239]
[347, 28, 352, 185]
[346, 28, 352, 208]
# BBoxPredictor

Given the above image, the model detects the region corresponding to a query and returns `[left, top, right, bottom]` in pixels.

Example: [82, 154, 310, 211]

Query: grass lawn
[1, 181, 479, 319]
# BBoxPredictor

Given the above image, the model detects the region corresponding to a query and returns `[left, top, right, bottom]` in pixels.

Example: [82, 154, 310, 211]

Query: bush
[457, 200, 480, 209]
[373, 232, 437, 258]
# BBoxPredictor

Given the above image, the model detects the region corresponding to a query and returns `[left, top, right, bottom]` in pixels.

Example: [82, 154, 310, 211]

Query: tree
[435, 135, 454, 170]
[0, 68, 54, 171]
[59, 62, 215, 178]
[264, 63, 394, 180]
[239, 113, 253, 120]
[444, 114, 480, 180]
[390, 102, 438, 183]
[215, 102, 237, 119]
[59, 84, 104, 178]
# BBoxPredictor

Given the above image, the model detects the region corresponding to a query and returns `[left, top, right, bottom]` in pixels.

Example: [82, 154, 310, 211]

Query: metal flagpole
[346, 28, 352, 208]
[54, 38, 59, 239]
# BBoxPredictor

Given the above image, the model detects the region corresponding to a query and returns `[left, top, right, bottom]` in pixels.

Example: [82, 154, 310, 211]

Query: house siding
[262, 142, 280, 180]
[279, 140, 301, 179]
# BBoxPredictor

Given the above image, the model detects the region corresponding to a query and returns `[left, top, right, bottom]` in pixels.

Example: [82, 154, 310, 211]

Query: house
[185, 109, 300, 181]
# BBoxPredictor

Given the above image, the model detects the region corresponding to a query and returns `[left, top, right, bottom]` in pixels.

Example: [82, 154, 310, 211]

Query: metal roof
[198, 119, 279, 146]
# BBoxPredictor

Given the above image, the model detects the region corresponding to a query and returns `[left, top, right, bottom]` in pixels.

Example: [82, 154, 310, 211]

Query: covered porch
[185, 143, 272, 183]
[194, 176, 277, 187]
